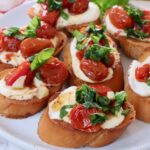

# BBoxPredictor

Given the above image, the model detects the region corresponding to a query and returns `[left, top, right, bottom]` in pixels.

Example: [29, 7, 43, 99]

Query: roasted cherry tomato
[70, 105, 101, 132]
[39, 57, 68, 85]
[142, 10, 150, 34]
[90, 85, 112, 96]
[20, 38, 54, 57]
[69, 0, 89, 14]
[135, 64, 150, 82]
[62, 0, 74, 8]
[5, 61, 34, 86]
[76, 50, 84, 61]
[1, 34, 21, 52]
[105, 53, 115, 67]
[36, 23, 56, 39]
[40, 10, 60, 26]
[80, 58, 108, 81]
[109, 6, 134, 29]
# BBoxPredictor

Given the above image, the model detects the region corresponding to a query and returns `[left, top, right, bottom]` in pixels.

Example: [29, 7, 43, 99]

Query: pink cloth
[0, 0, 25, 14]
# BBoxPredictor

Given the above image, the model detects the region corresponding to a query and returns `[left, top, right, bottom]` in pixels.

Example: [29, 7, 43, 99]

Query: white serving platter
[0, 1, 150, 150]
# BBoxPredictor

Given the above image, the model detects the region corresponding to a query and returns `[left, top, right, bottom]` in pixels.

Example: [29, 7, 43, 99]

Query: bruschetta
[0, 16, 67, 71]
[0, 48, 68, 118]
[104, 5, 150, 59]
[63, 23, 124, 92]
[38, 84, 135, 148]
[28, 0, 101, 32]
[125, 53, 150, 122]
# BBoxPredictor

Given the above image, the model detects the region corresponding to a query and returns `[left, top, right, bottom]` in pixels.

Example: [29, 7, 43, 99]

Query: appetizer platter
[0, 0, 150, 150]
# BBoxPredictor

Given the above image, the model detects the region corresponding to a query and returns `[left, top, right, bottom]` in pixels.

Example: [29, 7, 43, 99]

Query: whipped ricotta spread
[0, 51, 25, 67]
[48, 86, 125, 129]
[56, 2, 100, 29]
[70, 37, 120, 83]
[128, 56, 150, 97]
[0, 77, 49, 100]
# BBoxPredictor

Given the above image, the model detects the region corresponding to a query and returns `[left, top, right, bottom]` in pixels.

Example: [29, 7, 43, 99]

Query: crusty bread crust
[0, 63, 13, 72]
[118, 36, 150, 60]
[0, 69, 62, 119]
[125, 78, 150, 122]
[54, 31, 68, 56]
[38, 99, 135, 148]
[63, 43, 124, 92]
[27, 8, 101, 33]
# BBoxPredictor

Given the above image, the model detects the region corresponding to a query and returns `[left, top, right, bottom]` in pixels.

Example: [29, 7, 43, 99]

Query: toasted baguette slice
[28, 8, 101, 33]
[63, 43, 124, 92]
[0, 63, 13, 72]
[0, 69, 62, 119]
[125, 52, 150, 122]
[118, 36, 150, 60]
[38, 100, 135, 148]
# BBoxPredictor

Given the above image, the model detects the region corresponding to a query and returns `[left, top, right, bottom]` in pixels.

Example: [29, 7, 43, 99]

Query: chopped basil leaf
[121, 109, 130, 116]
[125, 28, 149, 39]
[147, 79, 150, 86]
[90, 113, 108, 125]
[125, 6, 144, 26]
[23, 16, 41, 38]
[31, 48, 55, 71]
[48, 0, 62, 11]
[37, 0, 45, 3]
[14, 34, 26, 40]
[73, 30, 87, 42]
[84, 44, 112, 62]
[112, 91, 127, 114]
[60, 9, 69, 20]
[60, 105, 74, 119]
[3, 27, 20, 37]
[68, 0, 75, 3]
[35, 72, 42, 80]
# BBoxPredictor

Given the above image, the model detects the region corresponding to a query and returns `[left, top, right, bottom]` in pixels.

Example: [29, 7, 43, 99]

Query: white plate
[0, 1, 150, 150]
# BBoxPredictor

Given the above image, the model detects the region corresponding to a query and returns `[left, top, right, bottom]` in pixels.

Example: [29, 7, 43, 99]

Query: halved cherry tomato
[80, 58, 108, 81]
[142, 10, 150, 34]
[135, 64, 150, 82]
[76, 50, 84, 61]
[62, 0, 74, 8]
[109, 6, 134, 29]
[5, 61, 34, 86]
[39, 57, 68, 85]
[105, 53, 115, 67]
[70, 105, 101, 132]
[36, 23, 56, 39]
[1, 34, 21, 52]
[5, 53, 13, 61]
[20, 38, 54, 57]
[69, 0, 89, 14]
[40, 10, 60, 26]
[90, 85, 112, 96]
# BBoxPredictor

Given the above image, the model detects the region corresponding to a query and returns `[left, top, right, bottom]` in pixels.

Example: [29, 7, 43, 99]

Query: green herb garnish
[3, 27, 20, 36]
[31, 48, 55, 71]
[90, 113, 108, 125]
[60, 105, 74, 119]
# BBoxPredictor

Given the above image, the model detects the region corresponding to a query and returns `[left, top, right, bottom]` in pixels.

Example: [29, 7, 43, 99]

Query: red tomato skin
[70, 105, 101, 133]
[89, 84, 112, 96]
[5, 61, 34, 86]
[20, 38, 54, 58]
[109, 6, 134, 29]
[40, 10, 60, 26]
[1, 34, 21, 52]
[69, 0, 89, 14]
[105, 53, 115, 67]
[135, 64, 150, 82]
[142, 10, 150, 34]
[62, 0, 74, 8]
[80, 58, 109, 81]
[36, 23, 56, 39]
[76, 51, 84, 61]
[39, 57, 68, 85]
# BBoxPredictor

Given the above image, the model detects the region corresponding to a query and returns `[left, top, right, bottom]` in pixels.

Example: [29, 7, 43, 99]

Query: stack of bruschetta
[1, 0, 150, 148]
